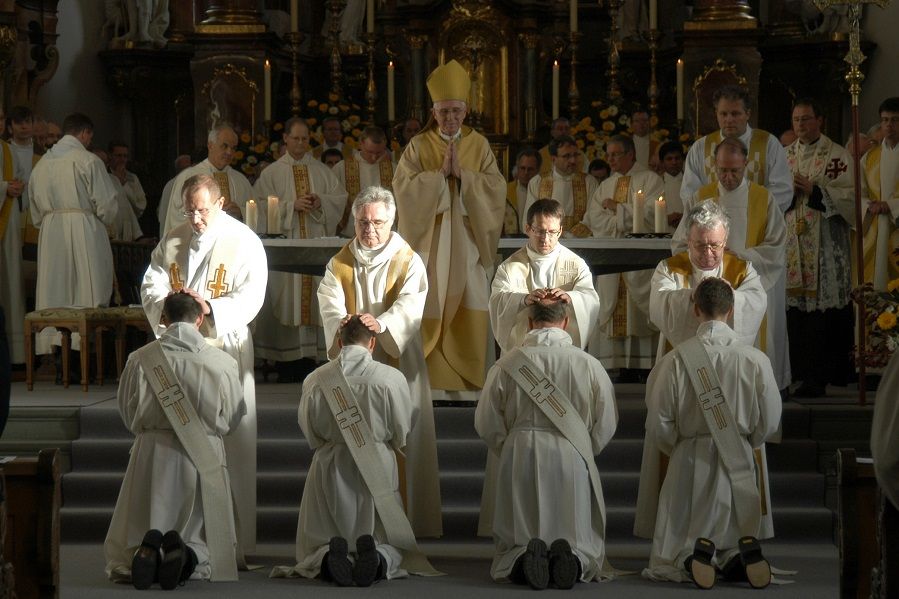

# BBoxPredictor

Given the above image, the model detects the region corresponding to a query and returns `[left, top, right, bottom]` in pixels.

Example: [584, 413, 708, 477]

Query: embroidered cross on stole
[338, 159, 395, 233]
[212, 171, 232, 206]
[206, 263, 230, 298]
[152, 365, 190, 425]
[538, 174, 592, 237]
[292, 164, 315, 326]
[169, 263, 184, 291]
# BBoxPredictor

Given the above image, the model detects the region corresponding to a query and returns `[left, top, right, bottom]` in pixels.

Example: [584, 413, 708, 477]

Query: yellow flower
[319, 103, 329, 112]
[307, 118, 317, 126]
[307, 100, 318, 108]
[887, 278, 899, 293]
[273, 122, 284, 131]
[240, 132, 251, 143]
[351, 128, 362, 138]
[576, 139, 585, 149]
[599, 109, 609, 119]
[608, 105, 619, 116]
[328, 106, 339, 115]
[348, 115, 361, 126]
[579, 117, 592, 127]
[602, 121, 615, 132]
[339, 104, 350, 112]
[878, 311, 897, 330]
[587, 132, 597, 141]
[679, 133, 691, 142]
[591, 100, 601, 108]
[254, 142, 267, 153]
[233, 150, 244, 160]
[328, 93, 339, 102]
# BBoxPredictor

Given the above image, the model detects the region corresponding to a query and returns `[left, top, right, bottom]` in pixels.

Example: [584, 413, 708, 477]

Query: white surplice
[291, 345, 415, 579]
[673, 178, 790, 389]
[475, 327, 618, 582]
[332, 152, 396, 237]
[0, 142, 24, 363]
[317, 233, 443, 537]
[141, 212, 267, 552]
[639, 321, 782, 583]
[662, 172, 684, 233]
[109, 172, 143, 241]
[252, 152, 346, 362]
[162, 159, 255, 234]
[27, 135, 119, 354]
[489, 244, 599, 353]
[585, 166, 663, 369]
[104, 323, 244, 582]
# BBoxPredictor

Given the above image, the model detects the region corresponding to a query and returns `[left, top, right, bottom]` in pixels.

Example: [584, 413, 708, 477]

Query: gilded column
[407, 33, 428, 123]
[519, 32, 539, 142]
[197, 0, 265, 33]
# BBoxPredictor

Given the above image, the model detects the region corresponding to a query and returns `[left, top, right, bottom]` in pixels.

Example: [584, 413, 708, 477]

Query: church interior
[1, 0, 897, 596]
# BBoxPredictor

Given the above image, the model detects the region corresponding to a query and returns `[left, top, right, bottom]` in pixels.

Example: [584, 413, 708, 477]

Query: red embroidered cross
[825, 158, 848, 179]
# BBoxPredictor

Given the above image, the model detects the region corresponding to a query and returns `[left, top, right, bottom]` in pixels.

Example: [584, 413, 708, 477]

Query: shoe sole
[690, 537, 716, 590]
[131, 548, 157, 590]
[739, 536, 771, 589]
[548, 539, 578, 590]
[158, 531, 187, 590]
[326, 537, 353, 587]
[353, 535, 381, 587]
[522, 539, 549, 590]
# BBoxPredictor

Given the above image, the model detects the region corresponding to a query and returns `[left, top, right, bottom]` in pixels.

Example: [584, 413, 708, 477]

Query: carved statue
[785, 0, 851, 34]
[108, 0, 169, 48]
[320, 0, 368, 47]
[102, 0, 127, 40]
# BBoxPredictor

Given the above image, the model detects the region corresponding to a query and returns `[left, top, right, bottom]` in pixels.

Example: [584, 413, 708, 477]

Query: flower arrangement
[306, 94, 365, 151]
[852, 277, 899, 367]
[232, 123, 283, 182]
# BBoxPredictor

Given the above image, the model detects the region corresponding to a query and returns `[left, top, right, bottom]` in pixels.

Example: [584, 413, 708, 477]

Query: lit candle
[290, 0, 298, 33]
[649, 0, 658, 30]
[676, 59, 685, 121]
[367, 0, 375, 33]
[570, 0, 578, 33]
[387, 61, 396, 122]
[267, 195, 280, 235]
[264, 60, 271, 122]
[246, 199, 258, 233]
[654, 196, 666, 233]
[552, 60, 560, 120]
[633, 189, 645, 234]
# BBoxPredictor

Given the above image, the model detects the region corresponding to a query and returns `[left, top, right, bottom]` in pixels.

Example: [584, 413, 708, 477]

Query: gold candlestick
[286, 31, 303, 116]
[364, 32, 377, 125]
[568, 31, 581, 120]
[647, 28, 660, 125]
[328, 0, 345, 99]
[607, 0, 621, 100]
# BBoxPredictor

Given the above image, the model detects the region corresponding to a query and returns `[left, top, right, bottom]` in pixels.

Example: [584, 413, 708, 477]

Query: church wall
[35, 0, 129, 151]
[860, 7, 899, 133]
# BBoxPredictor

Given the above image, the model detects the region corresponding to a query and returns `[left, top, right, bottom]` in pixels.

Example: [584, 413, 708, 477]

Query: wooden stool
[24, 308, 121, 392]
[100, 306, 155, 376]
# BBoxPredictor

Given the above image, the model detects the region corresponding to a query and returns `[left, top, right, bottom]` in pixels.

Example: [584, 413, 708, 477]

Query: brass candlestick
[607, 0, 621, 100]
[327, 0, 345, 99]
[286, 31, 303, 116]
[364, 32, 377, 125]
[647, 28, 660, 125]
[568, 30, 581, 120]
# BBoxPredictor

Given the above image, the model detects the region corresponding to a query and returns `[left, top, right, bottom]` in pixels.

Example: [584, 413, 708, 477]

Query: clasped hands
[524, 287, 571, 307]
[294, 193, 322, 213]
[439, 141, 462, 179]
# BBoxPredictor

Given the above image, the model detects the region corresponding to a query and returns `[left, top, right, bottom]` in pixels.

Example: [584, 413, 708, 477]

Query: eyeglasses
[182, 208, 213, 219]
[357, 219, 389, 229]
[529, 228, 561, 238]
[690, 241, 726, 252]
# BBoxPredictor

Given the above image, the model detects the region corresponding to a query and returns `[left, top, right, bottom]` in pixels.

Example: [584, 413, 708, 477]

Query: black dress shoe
[158, 530, 189, 590]
[687, 537, 716, 590]
[322, 536, 353, 587]
[548, 539, 579, 589]
[521, 538, 549, 590]
[352, 534, 385, 587]
[738, 536, 771, 589]
[131, 529, 163, 590]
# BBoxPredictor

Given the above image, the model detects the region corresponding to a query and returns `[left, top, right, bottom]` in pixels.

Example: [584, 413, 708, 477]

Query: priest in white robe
[630, 110, 660, 172]
[141, 173, 267, 553]
[285, 316, 419, 583]
[161, 123, 252, 234]
[392, 59, 506, 399]
[105, 292, 244, 584]
[681, 85, 792, 212]
[253, 117, 346, 364]
[476, 300, 618, 586]
[584, 135, 662, 371]
[524, 136, 597, 237]
[658, 141, 685, 233]
[490, 198, 599, 353]
[317, 186, 442, 537]
[0, 138, 26, 364]
[27, 113, 119, 354]
[640, 277, 781, 586]
[503, 148, 541, 236]
[332, 126, 395, 238]
[673, 137, 789, 391]
[109, 142, 148, 217]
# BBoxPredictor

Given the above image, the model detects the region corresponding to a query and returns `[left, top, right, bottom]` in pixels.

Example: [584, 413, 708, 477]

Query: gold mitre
[426, 60, 471, 103]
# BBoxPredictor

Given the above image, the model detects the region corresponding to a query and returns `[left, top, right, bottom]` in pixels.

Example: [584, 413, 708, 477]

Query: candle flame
[265, 59, 270, 68]
[554, 60, 559, 67]
[389, 60, 394, 68]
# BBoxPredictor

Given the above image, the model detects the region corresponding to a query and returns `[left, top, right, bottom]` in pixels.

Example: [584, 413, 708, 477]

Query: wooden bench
[0, 448, 60, 599]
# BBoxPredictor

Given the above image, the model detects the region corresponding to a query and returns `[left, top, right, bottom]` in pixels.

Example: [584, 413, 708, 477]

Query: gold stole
[504, 180, 521, 235]
[704, 130, 769, 186]
[339, 159, 394, 233]
[211, 171, 232, 207]
[0, 140, 14, 243]
[609, 174, 634, 336]
[329, 241, 414, 367]
[696, 181, 768, 248]
[666, 252, 750, 287]
[859, 146, 899, 284]
[538, 173, 592, 237]
[613, 175, 631, 204]
[292, 164, 314, 325]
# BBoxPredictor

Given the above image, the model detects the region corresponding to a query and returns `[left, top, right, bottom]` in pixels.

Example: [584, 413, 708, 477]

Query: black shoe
[158, 530, 189, 590]
[521, 538, 549, 590]
[687, 537, 716, 590]
[352, 534, 385, 587]
[548, 539, 579, 589]
[793, 382, 825, 398]
[131, 529, 163, 590]
[738, 536, 771, 589]
[322, 536, 353, 587]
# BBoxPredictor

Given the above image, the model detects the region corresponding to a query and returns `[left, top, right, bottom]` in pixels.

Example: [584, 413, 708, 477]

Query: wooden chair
[692, 58, 748, 137]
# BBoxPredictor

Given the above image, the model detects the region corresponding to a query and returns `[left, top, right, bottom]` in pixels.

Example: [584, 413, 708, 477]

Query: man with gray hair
[142, 173, 267, 553]
[317, 185, 442, 537]
[332, 126, 396, 237]
[162, 122, 251, 233]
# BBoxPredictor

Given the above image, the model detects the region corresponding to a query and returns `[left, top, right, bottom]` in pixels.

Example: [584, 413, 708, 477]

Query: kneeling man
[104, 292, 245, 589]
[641, 278, 781, 589]
[281, 316, 440, 586]
[476, 300, 618, 590]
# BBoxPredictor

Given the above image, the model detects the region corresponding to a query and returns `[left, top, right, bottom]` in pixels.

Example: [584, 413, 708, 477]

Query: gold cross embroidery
[332, 386, 365, 447]
[169, 263, 184, 291]
[697, 366, 727, 430]
[557, 260, 579, 286]
[518, 365, 567, 418]
[153, 365, 190, 425]
[206, 263, 230, 298]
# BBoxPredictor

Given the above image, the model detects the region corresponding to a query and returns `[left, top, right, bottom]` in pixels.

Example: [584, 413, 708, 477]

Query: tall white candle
[246, 199, 258, 232]
[290, 0, 298, 33]
[366, 0, 375, 33]
[633, 189, 645, 234]
[649, 0, 658, 30]
[570, 0, 578, 32]
[676, 59, 685, 121]
[267, 195, 280, 235]
[654, 196, 666, 233]
[387, 61, 395, 122]
[263, 60, 271, 121]
[552, 60, 560, 120]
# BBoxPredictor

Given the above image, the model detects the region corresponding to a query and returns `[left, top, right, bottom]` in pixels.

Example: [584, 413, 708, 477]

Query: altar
[262, 237, 673, 276]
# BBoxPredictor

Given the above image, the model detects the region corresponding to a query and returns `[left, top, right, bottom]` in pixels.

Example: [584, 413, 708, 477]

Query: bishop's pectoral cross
[153, 366, 190, 425]
[332, 387, 365, 448]
[518, 365, 567, 418]
[206, 263, 230, 299]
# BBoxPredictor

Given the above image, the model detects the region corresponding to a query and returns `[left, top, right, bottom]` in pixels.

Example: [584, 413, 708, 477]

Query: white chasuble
[162, 159, 254, 234]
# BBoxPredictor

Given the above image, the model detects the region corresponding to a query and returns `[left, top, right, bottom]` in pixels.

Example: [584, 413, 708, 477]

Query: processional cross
[812, 0, 890, 405]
